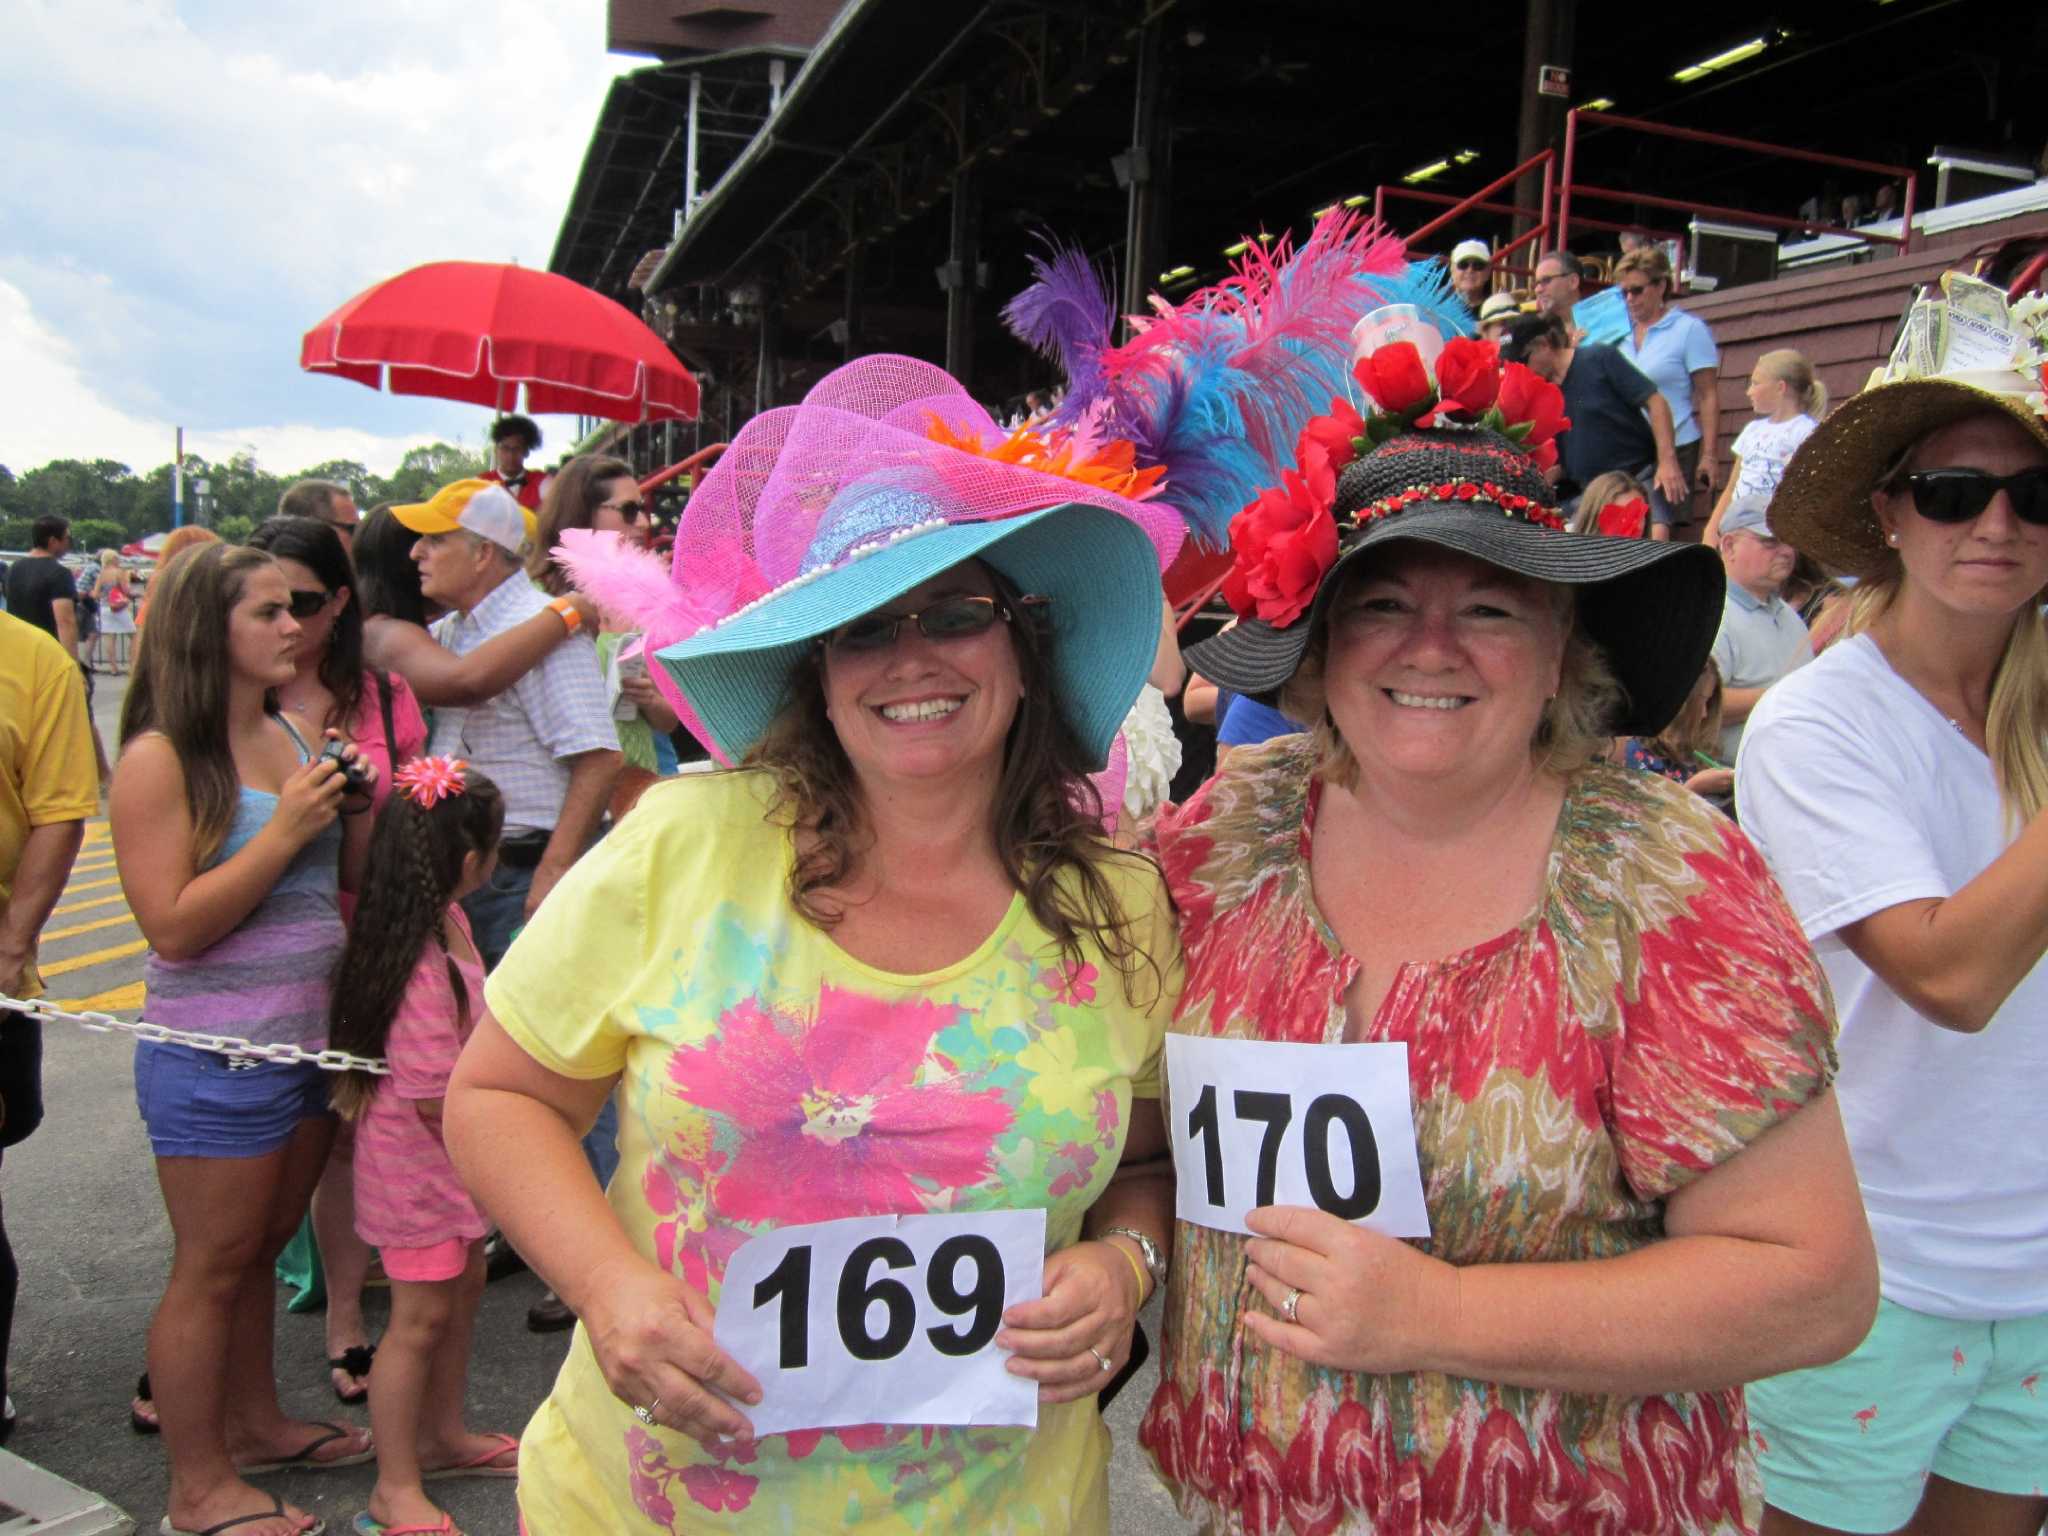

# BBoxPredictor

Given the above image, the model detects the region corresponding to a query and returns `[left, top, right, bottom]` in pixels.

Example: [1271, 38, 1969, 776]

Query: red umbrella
[300, 260, 699, 422]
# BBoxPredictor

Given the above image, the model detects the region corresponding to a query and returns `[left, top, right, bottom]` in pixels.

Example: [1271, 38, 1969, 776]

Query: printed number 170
[1186, 1084, 1382, 1218]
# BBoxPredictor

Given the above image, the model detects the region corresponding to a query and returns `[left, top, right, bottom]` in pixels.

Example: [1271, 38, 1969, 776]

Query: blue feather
[1356, 258, 1476, 341]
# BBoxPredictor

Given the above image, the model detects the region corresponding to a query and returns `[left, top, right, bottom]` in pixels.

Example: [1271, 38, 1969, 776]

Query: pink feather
[552, 527, 707, 636]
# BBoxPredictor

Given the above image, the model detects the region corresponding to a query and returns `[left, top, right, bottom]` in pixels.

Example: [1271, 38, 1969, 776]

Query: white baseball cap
[1450, 239, 1492, 267]
[390, 479, 536, 556]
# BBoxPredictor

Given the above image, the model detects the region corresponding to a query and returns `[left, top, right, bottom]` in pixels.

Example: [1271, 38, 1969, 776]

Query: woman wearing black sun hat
[1133, 322, 1876, 1534]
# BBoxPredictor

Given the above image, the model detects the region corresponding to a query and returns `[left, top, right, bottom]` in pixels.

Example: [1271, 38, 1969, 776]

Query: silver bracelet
[1099, 1226, 1167, 1297]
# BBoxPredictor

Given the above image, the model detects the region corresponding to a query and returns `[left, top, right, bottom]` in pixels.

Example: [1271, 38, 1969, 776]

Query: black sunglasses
[601, 497, 648, 521]
[287, 588, 332, 619]
[1617, 283, 1654, 298]
[1454, 258, 1489, 271]
[1902, 468, 2048, 526]
[823, 594, 1048, 654]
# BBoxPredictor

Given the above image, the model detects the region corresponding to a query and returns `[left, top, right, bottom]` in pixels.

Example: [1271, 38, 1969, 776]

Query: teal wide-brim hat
[555, 354, 1185, 767]
[656, 499, 1166, 765]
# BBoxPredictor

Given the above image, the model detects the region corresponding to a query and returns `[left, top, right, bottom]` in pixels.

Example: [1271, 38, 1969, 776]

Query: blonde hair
[1569, 472, 1649, 536]
[1649, 659, 1723, 766]
[1855, 429, 2048, 825]
[1756, 348, 1828, 418]
[1281, 569, 1622, 788]
[1614, 245, 1674, 290]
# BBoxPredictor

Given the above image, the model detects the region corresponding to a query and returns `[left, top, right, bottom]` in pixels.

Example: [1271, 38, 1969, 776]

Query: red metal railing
[1379, 109, 1925, 280]
[638, 442, 726, 496]
[1558, 109, 1917, 258]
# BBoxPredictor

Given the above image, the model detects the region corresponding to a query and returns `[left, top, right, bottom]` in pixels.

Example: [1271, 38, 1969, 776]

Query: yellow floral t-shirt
[487, 770, 1180, 1534]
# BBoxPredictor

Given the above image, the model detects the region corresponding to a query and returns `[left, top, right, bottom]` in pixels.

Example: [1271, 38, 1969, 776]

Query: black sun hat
[1184, 327, 1724, 737]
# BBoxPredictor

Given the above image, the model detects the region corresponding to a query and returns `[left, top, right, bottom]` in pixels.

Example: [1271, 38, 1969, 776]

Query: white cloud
[0, 0, 648, 475]
[0, 276, 449, 478]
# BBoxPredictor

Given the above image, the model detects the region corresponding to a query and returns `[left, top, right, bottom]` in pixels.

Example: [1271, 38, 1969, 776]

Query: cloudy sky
[1, 0, 647, 480]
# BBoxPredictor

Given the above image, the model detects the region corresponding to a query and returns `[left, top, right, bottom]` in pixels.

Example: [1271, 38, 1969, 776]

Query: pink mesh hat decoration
[553, 353, 1185, 766]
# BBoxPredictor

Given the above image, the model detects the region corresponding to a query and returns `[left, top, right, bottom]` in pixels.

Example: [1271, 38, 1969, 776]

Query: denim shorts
[134, 1040, 333, 1159]
[1747, 1296, 2048, 1531]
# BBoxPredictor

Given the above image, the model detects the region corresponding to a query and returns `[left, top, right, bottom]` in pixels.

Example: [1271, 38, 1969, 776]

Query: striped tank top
[141, 716, 346, 1050]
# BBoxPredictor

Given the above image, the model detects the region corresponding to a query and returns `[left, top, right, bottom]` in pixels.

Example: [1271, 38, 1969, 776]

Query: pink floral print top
[1138, 735, 1836, 1536]
[486, 771, 1179, 1534]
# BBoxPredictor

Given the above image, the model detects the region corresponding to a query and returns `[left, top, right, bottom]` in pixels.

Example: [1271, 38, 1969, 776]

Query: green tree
[70, 517, 127, 554]
[214, 514, 255, 544]
[1, 517, 33, 550]
[376, 443, 486, 506]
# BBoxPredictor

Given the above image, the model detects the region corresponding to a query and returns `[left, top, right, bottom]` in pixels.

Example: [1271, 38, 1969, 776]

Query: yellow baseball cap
[391, 479, 537, 555]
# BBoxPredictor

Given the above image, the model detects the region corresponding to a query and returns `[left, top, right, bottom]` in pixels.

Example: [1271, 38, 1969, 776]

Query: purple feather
[1000, 240, 1114, 422]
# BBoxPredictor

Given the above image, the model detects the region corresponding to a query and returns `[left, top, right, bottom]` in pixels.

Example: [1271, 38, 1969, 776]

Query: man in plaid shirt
[397, 481, 621, 967]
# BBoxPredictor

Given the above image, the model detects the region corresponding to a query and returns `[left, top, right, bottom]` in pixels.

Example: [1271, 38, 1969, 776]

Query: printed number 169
[752, 1234, 1005, 1371]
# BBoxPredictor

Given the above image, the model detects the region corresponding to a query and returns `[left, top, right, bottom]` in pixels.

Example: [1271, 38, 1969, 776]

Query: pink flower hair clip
[394, 756, 469, 809]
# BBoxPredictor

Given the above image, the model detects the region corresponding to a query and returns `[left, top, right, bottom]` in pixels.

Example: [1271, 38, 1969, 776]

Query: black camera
[318, 739, 374, 795]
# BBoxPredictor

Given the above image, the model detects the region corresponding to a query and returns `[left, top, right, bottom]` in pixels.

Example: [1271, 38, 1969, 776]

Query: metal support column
[943, 170, 977, 382]
[1119, 14, 1166, 323]
[1514, 0, 1573, 242]
[683, 72, 702, 226]
[755, 294, 778, 415]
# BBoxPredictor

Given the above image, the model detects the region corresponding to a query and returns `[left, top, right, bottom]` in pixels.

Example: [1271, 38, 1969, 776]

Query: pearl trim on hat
[707, 516, 954, 631]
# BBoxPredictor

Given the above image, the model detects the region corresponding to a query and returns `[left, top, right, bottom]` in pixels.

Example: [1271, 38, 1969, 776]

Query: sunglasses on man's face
[287, 589, 332, 620]
[1454, 258, 1490, 272]
[823, 594, 1047, 654]
[1902, 467, 2048, 526]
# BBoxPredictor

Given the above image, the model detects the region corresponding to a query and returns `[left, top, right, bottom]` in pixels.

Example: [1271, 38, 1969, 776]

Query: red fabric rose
[1425, 337, 1501, 422]
[1528, 437, 1560, 472]
[1298, 396, 1367, 472]
[1497, 361, 1570, 446]
[1221, 449, 1339, 627]
[1352, 342, 1432, 416]
[1595, 496, 1649, 538]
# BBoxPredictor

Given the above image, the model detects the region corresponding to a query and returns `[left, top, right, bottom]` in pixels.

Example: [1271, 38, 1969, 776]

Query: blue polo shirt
[1619, 306, 1720, 448]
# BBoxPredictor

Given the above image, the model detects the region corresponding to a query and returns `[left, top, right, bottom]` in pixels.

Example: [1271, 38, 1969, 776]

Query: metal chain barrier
[0, 994, 388, 1075]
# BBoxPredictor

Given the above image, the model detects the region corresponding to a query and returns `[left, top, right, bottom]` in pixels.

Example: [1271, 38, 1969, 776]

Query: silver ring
[633, 1397, 662, 1426]
[1283, 1287, 1303, 1324]
[1088, 1345, 1114, 1374]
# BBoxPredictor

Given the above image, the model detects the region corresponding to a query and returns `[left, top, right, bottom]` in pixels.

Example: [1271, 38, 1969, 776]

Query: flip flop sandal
[131, 1372, 161, 1436]
[350, 1514, 458, 1536]
[328, 1344, 376, 1404]
[238, 1421, 375, 1474]
[421, 1432, 519, 1481]
[159, 1492, 326, 1536]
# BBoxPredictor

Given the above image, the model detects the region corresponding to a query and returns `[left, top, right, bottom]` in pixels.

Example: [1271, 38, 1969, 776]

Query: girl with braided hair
[328, 758, 518, 1536]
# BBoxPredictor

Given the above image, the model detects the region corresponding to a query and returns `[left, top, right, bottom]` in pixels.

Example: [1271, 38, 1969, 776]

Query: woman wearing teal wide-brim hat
[442, 354, 1187, 1533]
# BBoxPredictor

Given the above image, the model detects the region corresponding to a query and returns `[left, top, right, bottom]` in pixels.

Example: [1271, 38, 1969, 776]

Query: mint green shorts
[1746, 1297, 2048, 1532]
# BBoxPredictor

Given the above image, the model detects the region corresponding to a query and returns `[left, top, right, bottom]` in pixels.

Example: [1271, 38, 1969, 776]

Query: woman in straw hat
[1736, 287, 2048, 1536]
[442, 355, 1186, 1533]
[1134, 330, 1875, 1534]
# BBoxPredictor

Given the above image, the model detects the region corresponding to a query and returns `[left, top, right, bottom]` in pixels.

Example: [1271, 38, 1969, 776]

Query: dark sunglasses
[601, 497, 649, 521]
[1454, 258, 1490, 271]
[1617, 283, 1654, 298]
[1902, 467, 2048, 525]
[823, 594, 1048, 654]
[287, 588, 332, 619]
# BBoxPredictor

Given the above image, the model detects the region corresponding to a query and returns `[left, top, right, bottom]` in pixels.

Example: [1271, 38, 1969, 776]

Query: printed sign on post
[1165, 1036, 1432, 1238]
[714, 1208, 1047, 1436]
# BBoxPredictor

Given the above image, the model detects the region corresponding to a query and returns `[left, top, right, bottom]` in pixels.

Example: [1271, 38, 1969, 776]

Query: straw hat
[1772, 278, 2048, 577]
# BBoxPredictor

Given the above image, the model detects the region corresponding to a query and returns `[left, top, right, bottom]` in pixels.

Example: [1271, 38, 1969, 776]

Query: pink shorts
[380, 1237, 478, 1283]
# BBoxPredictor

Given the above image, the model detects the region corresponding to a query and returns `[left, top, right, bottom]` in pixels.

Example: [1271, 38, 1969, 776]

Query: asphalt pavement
[5, 667, 1197, 1535]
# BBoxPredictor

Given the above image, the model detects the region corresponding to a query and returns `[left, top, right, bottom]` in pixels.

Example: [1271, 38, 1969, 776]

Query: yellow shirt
[487, 770, 1180, 1534]
[0, 612, 98, 998]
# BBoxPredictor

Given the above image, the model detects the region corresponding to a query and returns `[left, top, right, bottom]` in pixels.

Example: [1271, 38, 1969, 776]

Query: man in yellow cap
[394, 480, 619, 963]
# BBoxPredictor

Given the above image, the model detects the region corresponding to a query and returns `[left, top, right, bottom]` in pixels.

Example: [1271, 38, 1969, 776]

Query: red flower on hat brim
[1221, 447, 1339, 627]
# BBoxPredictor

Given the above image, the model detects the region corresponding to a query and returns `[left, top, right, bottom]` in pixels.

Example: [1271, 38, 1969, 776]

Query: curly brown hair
[742, 564, 1168, 1007]
[328, 767, 505, 1118]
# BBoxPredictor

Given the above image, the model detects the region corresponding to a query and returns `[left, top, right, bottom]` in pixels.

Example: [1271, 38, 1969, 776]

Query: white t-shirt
[1738, 633, 2048, 1320]
[1728, 414, 1818, 503]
